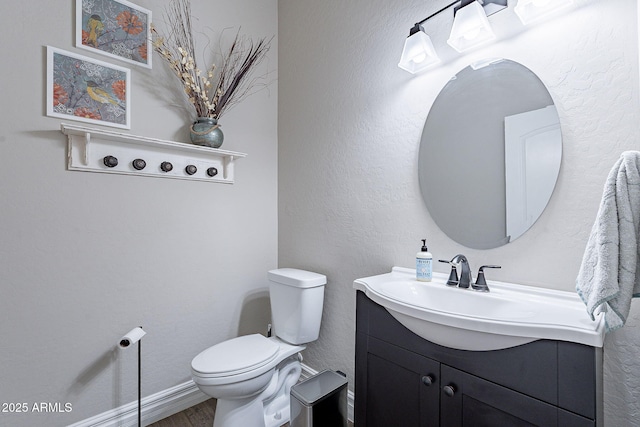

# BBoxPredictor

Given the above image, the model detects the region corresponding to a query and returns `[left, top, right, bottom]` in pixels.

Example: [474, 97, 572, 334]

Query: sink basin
[353, 267, 605, 351]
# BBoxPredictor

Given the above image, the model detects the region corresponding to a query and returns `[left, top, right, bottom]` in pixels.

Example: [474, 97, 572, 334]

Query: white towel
[576, 151, 640, 332]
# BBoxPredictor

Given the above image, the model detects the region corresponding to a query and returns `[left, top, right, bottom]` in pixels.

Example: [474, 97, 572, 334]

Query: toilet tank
[268, 268, 326, 345]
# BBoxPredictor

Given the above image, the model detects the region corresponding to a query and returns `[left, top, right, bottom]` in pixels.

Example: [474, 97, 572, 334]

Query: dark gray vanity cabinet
[355, 291, 602, 427]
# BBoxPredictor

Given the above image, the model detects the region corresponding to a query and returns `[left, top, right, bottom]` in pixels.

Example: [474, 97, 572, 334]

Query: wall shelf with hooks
[61, 123, 247, 184]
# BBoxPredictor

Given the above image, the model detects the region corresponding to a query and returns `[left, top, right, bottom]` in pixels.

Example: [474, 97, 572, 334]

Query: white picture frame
[76, 0, 152, 69]
[47, 46, 131, 129]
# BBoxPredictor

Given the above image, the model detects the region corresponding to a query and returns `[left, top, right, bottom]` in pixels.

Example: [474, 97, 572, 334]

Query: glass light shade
[515, 0, 574, 25]
[398, 29, 440, 74]
[447, 1, 496, 53]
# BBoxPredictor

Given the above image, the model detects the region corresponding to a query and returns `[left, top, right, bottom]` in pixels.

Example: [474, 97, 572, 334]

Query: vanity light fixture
[447, 0, 499, 53]
[399, 0, 508, 74]
[514, 0, 574, 25]
[398, 24, 441, 73]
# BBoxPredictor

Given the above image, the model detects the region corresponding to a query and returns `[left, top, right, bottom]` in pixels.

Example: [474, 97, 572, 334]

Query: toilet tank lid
[268, 268, 326, 288]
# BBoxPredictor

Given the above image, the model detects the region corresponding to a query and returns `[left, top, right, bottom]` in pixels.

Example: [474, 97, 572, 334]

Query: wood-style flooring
[148, 398, 353, 427]
[148, 399, 218, 427]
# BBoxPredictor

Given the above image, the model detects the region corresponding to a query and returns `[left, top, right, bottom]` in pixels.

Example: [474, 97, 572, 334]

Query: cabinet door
[440, 365, 558, 427]
[360, 336, 440, 427]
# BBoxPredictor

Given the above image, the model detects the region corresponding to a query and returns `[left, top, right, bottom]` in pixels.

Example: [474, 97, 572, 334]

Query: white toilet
[191, 268, 326, 427]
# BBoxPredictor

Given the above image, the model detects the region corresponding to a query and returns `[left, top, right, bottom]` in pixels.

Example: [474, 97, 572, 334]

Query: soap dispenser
[416, 239, 433, 282]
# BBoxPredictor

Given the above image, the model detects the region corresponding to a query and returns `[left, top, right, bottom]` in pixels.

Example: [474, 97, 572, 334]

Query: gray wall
[0, 1, 277, 426]
[278, 0, 640, 424]
[3, 0, 640, 425]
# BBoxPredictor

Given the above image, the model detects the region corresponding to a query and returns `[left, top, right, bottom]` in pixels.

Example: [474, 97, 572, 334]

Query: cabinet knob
[103, 155, 118, 168]
[132, 159, 146, 170]
[160, 161, 173, 172]
[207, 167, 218, 177]
[185, 164, 197, 175]
[421, 375, 435, 386]
[443, 384, 456, 398]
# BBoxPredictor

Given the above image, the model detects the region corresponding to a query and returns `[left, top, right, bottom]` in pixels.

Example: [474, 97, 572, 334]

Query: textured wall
[0, 1, 277, 426]
[278, 0, 640, 424]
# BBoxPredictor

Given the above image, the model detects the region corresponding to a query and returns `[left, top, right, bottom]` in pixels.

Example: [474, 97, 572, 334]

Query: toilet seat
[191, 335, 306, 388]
[192, 334, 279, 378]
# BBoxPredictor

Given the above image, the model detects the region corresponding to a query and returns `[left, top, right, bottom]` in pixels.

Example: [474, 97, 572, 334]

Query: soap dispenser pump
[416, 239, 433, 282]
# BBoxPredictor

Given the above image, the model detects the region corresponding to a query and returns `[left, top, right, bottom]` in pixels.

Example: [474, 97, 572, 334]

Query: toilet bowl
[191, 268, 326, 427]
[192, 334, 304, 427]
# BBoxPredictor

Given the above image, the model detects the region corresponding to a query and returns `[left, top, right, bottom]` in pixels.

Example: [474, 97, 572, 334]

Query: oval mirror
[419, 59, 562, 249]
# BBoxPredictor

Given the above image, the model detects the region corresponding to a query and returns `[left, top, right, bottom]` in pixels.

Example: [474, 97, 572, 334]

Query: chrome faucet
[438, 255, 470, 287]
[439, 255, 502, 292]
[450, 254, 472, 288]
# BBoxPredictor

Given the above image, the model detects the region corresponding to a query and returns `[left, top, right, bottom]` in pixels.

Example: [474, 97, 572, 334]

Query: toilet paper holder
[119, 326, 145, 426]
[119, 326, 146, 348]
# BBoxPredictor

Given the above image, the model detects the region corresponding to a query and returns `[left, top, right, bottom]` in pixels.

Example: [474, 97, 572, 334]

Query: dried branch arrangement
[151, 0, 272, 119]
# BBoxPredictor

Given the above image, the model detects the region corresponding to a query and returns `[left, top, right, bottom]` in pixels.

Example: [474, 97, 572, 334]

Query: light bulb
[447, 1, 495, 52]
[463, 27, 481, 40]
[412, 53, 427, 64]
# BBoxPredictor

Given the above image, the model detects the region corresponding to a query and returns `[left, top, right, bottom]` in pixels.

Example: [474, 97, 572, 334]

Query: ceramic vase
[190, 117, 224, 148]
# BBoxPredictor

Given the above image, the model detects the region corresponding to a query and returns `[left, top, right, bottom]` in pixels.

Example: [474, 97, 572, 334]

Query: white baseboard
[66, 380, 208, 427]
[68, 363, 353, 427]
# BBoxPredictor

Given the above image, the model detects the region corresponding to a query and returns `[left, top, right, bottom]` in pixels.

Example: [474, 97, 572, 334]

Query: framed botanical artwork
[47, 46, 131, 129]
[76, 0, 152, 68]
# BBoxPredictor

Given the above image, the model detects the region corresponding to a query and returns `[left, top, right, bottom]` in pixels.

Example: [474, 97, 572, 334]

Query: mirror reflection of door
[504, 105, 562, 242]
